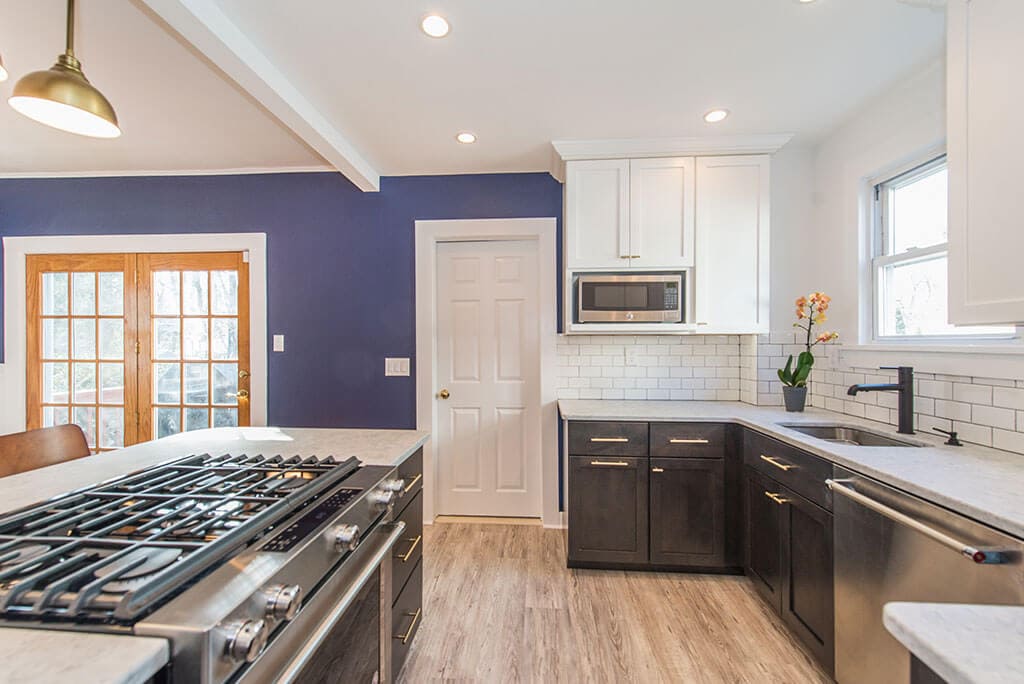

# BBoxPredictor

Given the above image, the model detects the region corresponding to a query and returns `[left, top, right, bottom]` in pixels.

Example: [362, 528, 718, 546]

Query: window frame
[870, 154, 1020, 343]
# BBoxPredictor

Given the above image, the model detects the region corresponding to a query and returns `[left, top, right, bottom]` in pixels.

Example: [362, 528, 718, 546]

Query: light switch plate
[624, 347, 640, 367]
[273, 334, 285, 352]
[385, 358, 410, 377]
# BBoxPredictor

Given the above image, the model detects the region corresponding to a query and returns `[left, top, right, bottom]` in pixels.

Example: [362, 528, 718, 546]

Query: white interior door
[435, 240, 541, 517]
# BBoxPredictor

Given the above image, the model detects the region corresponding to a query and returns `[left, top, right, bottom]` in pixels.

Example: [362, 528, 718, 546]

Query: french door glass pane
[213, 408, 238, 428]
[100, 363, 125, 404]
[210, 271, 238, 315]
[99, 407, 124, 449]
[183, 271, 208, 315]
[155, 407, 181, 438]
[41, 272, 69, 315]
[72, 273, 96, 315]
[211, 319, 238, 360]
[42, 363, 69, 403]
[153, 319, 181, 359]
[183, 363, 209, 405]
[98, 273, 124, 316]
[72, 318, 96, 359]
[74, 405, 97, 446]
[98, 319, 124, 359]
[155, 363, 181, 403]
[183, 319, 209, 360]
[73, 363, 97, 403]
[153, 272, 180, 315]
[42, 319, 69, 359]
[43, 406, 69, 428]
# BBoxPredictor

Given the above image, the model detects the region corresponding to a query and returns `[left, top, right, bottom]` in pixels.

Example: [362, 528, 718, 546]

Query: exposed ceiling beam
[138, 0, 380, 191]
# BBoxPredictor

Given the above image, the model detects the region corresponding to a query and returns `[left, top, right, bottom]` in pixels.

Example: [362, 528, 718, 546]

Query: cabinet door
[565, 159, 630, 269]
[629, 157, 695, 269]
[695, 156, 770, 333]
[948, 0, 1024, 324]
[568, 455, 648, 565]
[781, 487, 835, 674]
[649, 457, 724, 566]
[744, 466, 783, 611]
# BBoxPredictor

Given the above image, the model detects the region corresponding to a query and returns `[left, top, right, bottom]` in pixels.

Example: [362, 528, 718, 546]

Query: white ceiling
[0, 0, 945, 180]
[0, 0, 325, 175]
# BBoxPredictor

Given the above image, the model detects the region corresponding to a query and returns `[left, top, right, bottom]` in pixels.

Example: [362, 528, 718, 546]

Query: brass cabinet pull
[394, 608, 422, 644]
[669, 438, 710, 444]
[590, 437, 629, 443]
[760, 454, 796, 472]
[403, 473, 423, 493]
[398, 535, 422, 563]
[764, 491, 791, 505]
[651, 467, 665, 473]
[591, 460, 630, 467]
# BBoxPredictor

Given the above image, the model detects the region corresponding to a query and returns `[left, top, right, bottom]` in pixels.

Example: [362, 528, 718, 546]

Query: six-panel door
[649, 457, 725, 566]
[568, 455, 648, 565]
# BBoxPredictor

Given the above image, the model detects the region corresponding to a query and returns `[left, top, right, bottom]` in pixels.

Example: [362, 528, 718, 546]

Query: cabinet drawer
[391, 558, 423, 679]
[392, 490, 423, 604]
[568, 421, 648, 456]
[744, 432, 832, 511]
[650, 423, 726, 458]
[396, 448, 423, 513]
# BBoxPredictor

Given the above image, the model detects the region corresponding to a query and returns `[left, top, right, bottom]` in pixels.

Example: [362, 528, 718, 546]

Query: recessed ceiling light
[421, 14, 450, 38]
[704, 109, 730, 124]
[456, 132, 477, 144]
[798, 0, 817, 3]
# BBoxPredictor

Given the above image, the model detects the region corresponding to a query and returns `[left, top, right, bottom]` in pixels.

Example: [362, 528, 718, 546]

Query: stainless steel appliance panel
[831, 466, 1024, 684]
[576, 273, 684, 323]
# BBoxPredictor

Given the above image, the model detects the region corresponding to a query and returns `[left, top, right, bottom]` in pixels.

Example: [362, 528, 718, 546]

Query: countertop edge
[0, 631, 169, 684]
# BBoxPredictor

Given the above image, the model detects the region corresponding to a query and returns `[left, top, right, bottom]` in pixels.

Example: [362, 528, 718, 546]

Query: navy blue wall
[0, 171, 563, 429]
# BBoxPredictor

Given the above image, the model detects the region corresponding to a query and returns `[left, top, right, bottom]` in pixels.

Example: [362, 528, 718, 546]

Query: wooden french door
[27, 252, 250, 450]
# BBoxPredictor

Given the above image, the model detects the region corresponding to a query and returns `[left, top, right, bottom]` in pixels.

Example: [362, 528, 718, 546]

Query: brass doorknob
[239, 369, 250, 380]
[437, 389, 450, 400]
[232, 389, 250, 401]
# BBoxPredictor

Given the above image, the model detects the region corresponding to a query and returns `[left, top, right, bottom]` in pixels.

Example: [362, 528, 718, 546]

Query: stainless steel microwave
[575, 273, 685, 323]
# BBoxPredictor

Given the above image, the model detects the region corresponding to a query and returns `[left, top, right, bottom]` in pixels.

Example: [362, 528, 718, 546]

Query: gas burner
[0, 543, 49, 570]
[96, 548, 182, 594]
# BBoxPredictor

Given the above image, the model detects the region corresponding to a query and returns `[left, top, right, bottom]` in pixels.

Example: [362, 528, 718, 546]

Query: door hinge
[135, 340, 141, 355]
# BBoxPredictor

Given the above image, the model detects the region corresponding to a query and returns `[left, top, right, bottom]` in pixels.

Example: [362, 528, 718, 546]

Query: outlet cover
[385, 358, 410, 377]
[624, 347, 640, 367]
[272, 334, 285, 352]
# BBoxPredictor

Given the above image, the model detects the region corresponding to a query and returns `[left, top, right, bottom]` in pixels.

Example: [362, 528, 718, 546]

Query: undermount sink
[777, 423, 921, 448]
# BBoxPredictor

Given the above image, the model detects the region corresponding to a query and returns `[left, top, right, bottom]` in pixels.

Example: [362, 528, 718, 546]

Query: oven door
[576, 274, 683, 323]
[239, 522, 406, 684]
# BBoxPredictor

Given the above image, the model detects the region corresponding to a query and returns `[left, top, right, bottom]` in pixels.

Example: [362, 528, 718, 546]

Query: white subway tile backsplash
[953, 383, 993, 405]
[970, 405, 1016, 430]
[993, 387, 1024, 410]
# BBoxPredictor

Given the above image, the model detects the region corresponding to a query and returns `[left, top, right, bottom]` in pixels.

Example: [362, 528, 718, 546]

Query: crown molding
[0, 165, 334, 180]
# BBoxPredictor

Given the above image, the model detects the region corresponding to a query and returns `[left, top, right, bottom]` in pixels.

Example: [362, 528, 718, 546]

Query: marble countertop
[0, 426, 430, 680]
[558, 400, 1024, 539]
[0, 629, 168, 684]
[0, 426, 430, 516]
[884, 603, 1024, 684]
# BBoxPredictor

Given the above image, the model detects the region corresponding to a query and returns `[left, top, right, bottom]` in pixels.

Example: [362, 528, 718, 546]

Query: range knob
[221, 619, 268, 663]
[331, 524, 361, 552]
[380, 478, 407, 498]
[262, 583, 303, 620]
[367, 489, 396, 513]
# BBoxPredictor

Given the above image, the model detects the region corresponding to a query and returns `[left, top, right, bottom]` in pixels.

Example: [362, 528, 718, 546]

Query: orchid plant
[778, 292, 839, 388]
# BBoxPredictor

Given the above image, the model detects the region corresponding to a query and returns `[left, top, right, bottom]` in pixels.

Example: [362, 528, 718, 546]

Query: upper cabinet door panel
[948, 0, 1024, 324]
[695, 155, 771, 333]
[629, 157, 696, 269]
[565, 159, 630, 269]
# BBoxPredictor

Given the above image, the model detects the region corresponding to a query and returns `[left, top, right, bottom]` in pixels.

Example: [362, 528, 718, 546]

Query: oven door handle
[275, 521, 407, 683]
[826, 479, 1007, 564]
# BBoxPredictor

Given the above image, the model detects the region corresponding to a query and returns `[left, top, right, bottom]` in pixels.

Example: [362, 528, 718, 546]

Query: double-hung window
[872, 155, 1016, 340]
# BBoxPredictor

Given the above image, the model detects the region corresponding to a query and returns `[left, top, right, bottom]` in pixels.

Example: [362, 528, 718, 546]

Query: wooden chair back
[0, 424, 91, 478]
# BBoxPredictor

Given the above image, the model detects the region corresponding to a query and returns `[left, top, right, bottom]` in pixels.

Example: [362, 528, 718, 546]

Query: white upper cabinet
[565, 157, 694, 270]
[948, 0, 1024, 324]
[694, 155, 771, 334]
[565, 159, 630, 269]
[628, 157, 696, 269]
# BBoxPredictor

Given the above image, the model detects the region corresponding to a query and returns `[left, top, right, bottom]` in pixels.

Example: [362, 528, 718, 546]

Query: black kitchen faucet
[847, 366, 915, 434]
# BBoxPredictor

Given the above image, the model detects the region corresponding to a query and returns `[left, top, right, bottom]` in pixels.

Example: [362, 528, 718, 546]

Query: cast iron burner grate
[0, 452, 361, 624]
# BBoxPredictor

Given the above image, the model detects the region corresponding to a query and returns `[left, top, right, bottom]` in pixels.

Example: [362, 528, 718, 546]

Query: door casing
[415, 218, 559, 528]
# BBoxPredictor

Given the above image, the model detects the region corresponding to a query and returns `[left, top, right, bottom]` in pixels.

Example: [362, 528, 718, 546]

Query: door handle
[590, 460, 630, 467]
[826, 479, 1008, 564]
[651, 467, 665, 473]
[437, 389, 450, 400]
[760, 454, 795, 471]
[229, 389, 249, 400]
[764, 491, 790, 505]
[238, 369, 250, 380]
[590, 437, 628, 443]
[670, 438, 710, 444]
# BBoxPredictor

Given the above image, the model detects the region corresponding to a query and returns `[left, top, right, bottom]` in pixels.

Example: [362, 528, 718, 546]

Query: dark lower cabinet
[391, 452, 424, 680]
[568, 455, 648, 566]
[649, 457, 725, 567]
[744, 466, 784, 609]
[743, 463, 834, 675]
[781, 486, 834, 674]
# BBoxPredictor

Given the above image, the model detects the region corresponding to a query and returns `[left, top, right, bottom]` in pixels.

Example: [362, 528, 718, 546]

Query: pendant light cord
[66, 0, 76, 57]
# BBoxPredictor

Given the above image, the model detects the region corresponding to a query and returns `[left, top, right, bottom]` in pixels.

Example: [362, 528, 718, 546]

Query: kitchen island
[0, 426, 429, 684]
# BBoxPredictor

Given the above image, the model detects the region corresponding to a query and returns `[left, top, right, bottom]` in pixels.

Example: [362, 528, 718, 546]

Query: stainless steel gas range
[0, 451, 412, 683]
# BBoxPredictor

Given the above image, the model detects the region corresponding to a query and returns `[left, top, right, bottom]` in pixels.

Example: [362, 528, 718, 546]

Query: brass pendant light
[9, 0, 120, 138]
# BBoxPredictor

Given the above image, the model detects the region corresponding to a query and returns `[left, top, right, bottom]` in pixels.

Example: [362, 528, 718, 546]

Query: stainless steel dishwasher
[829, 466, 1024, 684]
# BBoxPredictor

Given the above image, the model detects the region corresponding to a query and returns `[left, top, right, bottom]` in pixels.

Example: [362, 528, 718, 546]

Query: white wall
[810, 58, 947, 336]
[769, 143, 817, 323]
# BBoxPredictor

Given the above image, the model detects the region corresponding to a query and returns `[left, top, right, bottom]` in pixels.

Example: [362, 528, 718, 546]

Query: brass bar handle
[651, 467, 665, 473]
[760, 454, 796, 472]
[591, 460, 630, 467]
[394, 608, 422, 644]
[764, 491, 790, 505]
[669, 438, 710, 444]
[403, 473, 423, 493]
[398, 535, 422, 563]
[628, 255, 642, 259]
[590, 437, 629, 443]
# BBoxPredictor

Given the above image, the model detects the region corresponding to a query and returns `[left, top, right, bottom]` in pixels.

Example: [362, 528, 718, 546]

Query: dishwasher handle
[826, 479, 1007, 564]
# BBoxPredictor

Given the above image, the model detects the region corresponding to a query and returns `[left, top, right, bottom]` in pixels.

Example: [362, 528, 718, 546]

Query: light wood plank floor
[399, 522, 832, 684]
